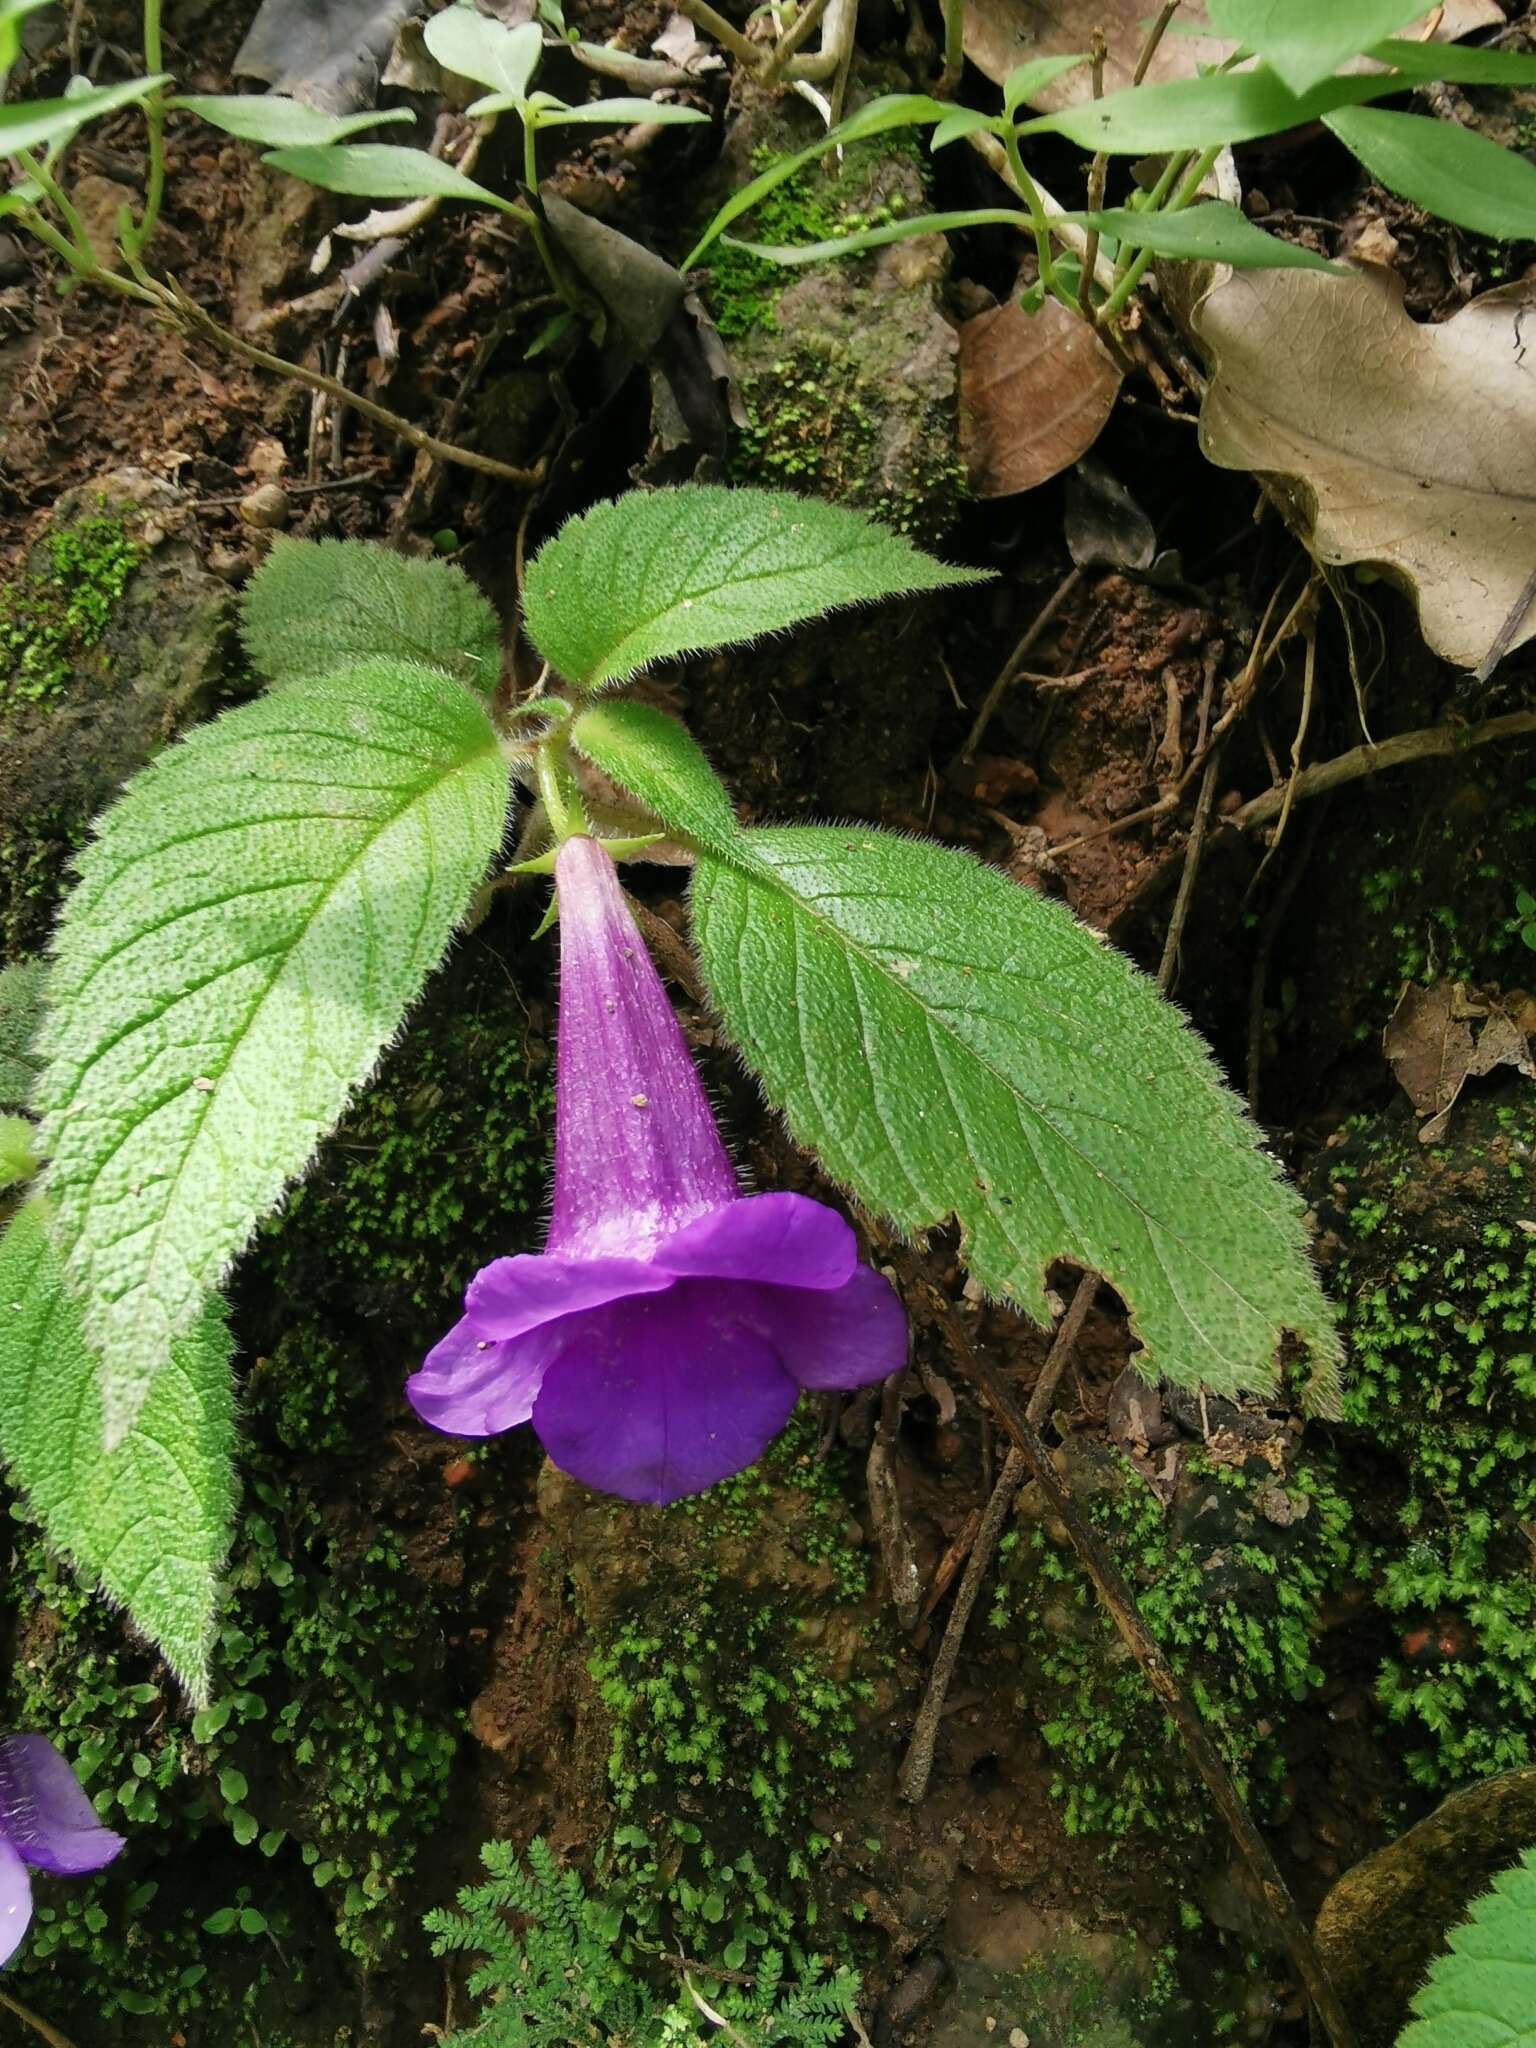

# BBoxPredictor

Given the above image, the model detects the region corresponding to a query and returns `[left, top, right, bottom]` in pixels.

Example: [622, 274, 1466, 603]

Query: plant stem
[1077, 29, 1108, 323]
[672, 0, 761, 67]
[1132, 0, 1183, 86]
[123, 0, 167, 261]
[1002, 125, 1061, 304]
[13, 150, 96, 268]
[1230, 707, 1536, 831]
[1099, 142, 1220, 324]
[535, 731, 587, 842]
[938, 0, 965, 96]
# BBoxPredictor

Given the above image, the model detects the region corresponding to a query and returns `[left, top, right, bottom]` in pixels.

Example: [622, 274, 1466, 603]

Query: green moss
[1004, 1449, 1357, 1841]
[1335, 1102, 1536, 1790]
[0, 507, 142, 715]
[570, 1418, 875, 1966]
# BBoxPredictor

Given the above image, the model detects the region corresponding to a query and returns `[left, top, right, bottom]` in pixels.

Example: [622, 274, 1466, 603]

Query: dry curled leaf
[1385, 981, 1535, 1142]
[1194, 267, 1536, 671]
[959, 297, 1122, 497]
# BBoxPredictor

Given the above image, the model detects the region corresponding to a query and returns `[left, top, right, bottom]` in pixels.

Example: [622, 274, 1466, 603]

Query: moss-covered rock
[0, 468, 240, 956]
[692, 85, 965, 541]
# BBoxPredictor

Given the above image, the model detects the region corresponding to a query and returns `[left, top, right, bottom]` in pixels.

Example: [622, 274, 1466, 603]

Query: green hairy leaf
[684, 93, 949, 269]
[424, 5, 543, 99]
[0, 73, 170, 159]
[173, 95, 413, 148]
[242, 536, 502, 694]
[1022, 65, 1394, 154]
[1062, 203, 1343, 271]
[0, 1112, 37, 1191]
[1325, 107, 1536, 245]
[1205, 0, 1425, 95]
[1397, 1843, 1536, 2048]
[262, 143, 520, 210]
[522, 485, 988, 690]
[37, 660, 512, 1446]
[692, 828, 1341, 1409]
[0, 1198, 234, 1700]
[570, 700, 741, 857]
[0, 956, 46, 1108]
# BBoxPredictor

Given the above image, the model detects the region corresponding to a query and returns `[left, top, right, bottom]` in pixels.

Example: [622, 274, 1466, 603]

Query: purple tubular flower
[0, 1734, 125, 1967]
[407, 834, 906, 1504]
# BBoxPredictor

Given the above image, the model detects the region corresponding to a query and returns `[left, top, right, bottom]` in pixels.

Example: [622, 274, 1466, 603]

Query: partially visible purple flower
[407, 833, 905, 1504]
[0, 1734, 124, 1967]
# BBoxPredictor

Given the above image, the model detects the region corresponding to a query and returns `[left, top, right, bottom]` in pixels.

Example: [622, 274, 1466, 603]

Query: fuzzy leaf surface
[691, 828, 1340, 1407]
[1397, 1844, 1536, 2047]
[0, 956, 46, 1108]
[522, 486, 987, 690]
[38, 661, 511, 1445]
[0, 1199, 234, 1700]
[241, 536, 502, 694]
[571, 700, 741, 855]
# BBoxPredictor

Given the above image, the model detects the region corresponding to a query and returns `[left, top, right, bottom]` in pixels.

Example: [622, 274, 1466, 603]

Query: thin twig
[1472, 560, 1536, 684]
[1132, 1, 1183, 86]
[672, 0, 759, 65]
[1229, 708, 1536, 832]
[1156, 742, 1221, 992]
[0, 1987, 77, 2048]
[192, 471, 380, 509]
[897, 1273, 1098, 1804]
[1245, 610, 1316, 890]
[1077, 31, 1108, 324]
[957, 567, 1083, 765]
[892, 1250, 1361, 2048]
[162, 283, 543, 488]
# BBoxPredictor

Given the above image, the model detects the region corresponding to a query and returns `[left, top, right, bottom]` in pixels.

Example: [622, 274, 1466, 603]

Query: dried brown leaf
[959, 298, 1122, 498]
[1194, 267, 1536, 671]
[1385, 982, 1534, 1142]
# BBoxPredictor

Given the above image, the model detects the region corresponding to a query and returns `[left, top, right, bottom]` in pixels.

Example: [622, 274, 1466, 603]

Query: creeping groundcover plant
[0, 482, 1343, 1716]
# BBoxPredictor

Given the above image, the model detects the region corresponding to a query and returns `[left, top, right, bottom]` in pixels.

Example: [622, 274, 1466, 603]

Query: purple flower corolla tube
[407, 833, 905, 1504]
[0, 1734, 125, 1967]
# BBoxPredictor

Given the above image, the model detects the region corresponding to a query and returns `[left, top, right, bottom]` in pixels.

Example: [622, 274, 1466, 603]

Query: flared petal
[743, 1264, 909, 1391]
[0, 1840, 31, 1968]
[547, 835, 738, 1260]
[0, 1735, 125, 1877]
[654, 1192, 857, 1291]
[465, 1251, 673, 1340]
[531, 1284, 798, 1504]
[406, 1315, 559, 1438]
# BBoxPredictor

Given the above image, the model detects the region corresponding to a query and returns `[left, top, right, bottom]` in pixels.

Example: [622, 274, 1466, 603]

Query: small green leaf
[238, 1906, 268, 1935]
[691, 827, 1341, 1409]
[241, 536, 501, 694]
[0, 1198, 234, 1699]
[684, 93, 950, 269]
[571, 700, 741, 857]
[171, 95, 413, 148]
[1325, 106, 1536, 244]
[0, 1112, 39, 1192]
[1205, 0, 1423, 95]
[192, 1701, 232, 1743]
[229, 1808, 260, 1846]
[729, 207, 1022, 265]
[929, 108, 1000, 150]
[37, 661, 512, 1444]
[203, 1907, 238, 1935]
[218, 1766, 249, 1806]
[529, 97, 709, 127]
[0, 0, 50, 81]
[262, 142, 521, 211]
[424, 5, 542, 100]
[0, 957, 46, 1110]
[0, 73, 169, 157]
[1369, 38, 1536, 87]
[522, 485, 988, 690]
[1060, 202, 1344, 271]
[1397, 1843, 1536, 2048]
[1003, 54, 1089, 118]
[1022, 65, 1394, 154]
